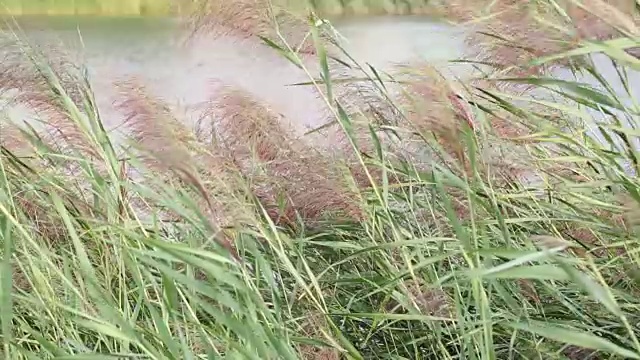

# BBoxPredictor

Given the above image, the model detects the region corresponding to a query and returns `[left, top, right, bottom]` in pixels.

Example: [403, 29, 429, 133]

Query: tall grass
[1, 0, 640, 359]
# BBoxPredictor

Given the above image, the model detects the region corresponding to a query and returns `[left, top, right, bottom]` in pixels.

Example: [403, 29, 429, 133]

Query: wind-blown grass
[2, 0, 640, 359]
[445, 0, 638, 77]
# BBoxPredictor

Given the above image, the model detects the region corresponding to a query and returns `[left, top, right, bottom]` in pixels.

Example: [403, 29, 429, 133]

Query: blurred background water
[1, 14, 638, 164]
[0, 15, 466, 135]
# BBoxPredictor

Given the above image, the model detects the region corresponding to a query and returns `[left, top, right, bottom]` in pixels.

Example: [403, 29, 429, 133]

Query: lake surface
[2, 15, 639, 164]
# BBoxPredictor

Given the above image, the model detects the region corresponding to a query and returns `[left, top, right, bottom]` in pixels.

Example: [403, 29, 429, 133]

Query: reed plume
[114, 79, 243, 256]
[396, 63, 475, 165]
[187, 0, 320, 55]
[0, 35, 102, 158]
[0, 119, 31, 157]
[446, 0, 638, 75]
[205, 85, 364, 227]
[567, 0, 638, 40]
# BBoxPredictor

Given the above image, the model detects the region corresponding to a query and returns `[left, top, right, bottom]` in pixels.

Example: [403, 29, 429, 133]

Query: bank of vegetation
[1, 0, 432, 17]
[0, 0, 176, 16]
[1, 0, 640, 359]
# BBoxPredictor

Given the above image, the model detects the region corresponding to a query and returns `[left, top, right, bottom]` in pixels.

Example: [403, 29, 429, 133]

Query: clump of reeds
[463, 1, 575, 75]
[203, 85, 364, 227]
[114, 77, 366, 232]
[186, 0, 321, 55]
[0, 35, 107, 245]
[328, 59, 402, 125]
[314, 61, 396, 177]
[0, 145, 95, 247]
[13, 186, 61, 242]
[566, 0, 638, 40]
[396, 63, 475, 166]
[0, 35, 102, 159]
[207, 86, 293, 163]
[7, 3, 640, 359]
[445, 0, 638, 75]
[114, 78, 246, 231]
[319, 111, 392, 189]
[0, 120, 31, 156]
[115, 78, 202, 174]
[319, 57, 536, 191]
[386, 59, 547, 202]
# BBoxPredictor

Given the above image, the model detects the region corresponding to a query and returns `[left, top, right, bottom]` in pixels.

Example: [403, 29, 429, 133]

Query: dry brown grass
[14, 188, 69, 243]
[298, 345, 341, 360]
[615, 194, 640, 231]
[3, 163, 95, 247]
[562, 345, 600, 360]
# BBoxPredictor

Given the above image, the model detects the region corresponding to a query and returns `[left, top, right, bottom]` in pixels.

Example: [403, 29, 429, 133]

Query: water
[2, 16, 465, 137]
[2, 16, 639, 168]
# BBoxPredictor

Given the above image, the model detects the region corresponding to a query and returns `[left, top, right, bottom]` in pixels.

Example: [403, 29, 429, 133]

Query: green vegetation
[1, 0, 640, 359]
[279, 0, 432, 16]
[0, 0, 178, 16]
[0, 0, 432, 16]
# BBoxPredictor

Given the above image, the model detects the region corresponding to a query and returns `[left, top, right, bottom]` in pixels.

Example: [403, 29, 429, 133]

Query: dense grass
[1, 0, 640, 359]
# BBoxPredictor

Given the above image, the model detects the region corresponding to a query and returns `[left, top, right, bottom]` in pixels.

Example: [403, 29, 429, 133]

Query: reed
[2, 0, 640, 359]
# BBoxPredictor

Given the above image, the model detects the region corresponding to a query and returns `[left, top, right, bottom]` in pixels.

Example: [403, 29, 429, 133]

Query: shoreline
[0, 0, 438, 17]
